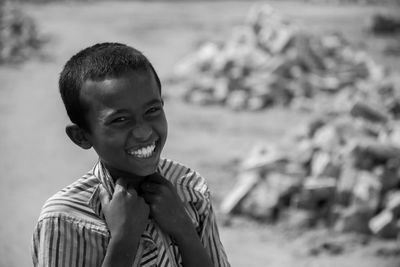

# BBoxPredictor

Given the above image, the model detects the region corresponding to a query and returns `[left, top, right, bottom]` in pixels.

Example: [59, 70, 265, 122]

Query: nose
[132, 123, 152, 141]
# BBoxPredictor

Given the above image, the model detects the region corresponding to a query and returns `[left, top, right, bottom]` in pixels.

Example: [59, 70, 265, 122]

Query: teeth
[127, 142, 156, 158]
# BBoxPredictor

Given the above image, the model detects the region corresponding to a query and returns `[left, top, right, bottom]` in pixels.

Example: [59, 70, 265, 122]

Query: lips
[126, 141, 157, 159]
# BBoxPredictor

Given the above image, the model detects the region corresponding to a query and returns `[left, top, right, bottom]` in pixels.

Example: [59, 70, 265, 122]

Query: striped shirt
[32, 158, 230, 267]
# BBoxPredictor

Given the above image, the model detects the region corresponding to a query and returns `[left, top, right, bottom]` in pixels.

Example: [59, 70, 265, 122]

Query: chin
[134, 169, 156, 177]
[130, 162, 158, 177]
[124, 152, 161, 177]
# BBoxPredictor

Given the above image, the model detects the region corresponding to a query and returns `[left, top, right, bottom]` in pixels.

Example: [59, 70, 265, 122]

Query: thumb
[115, 177, 128, 193]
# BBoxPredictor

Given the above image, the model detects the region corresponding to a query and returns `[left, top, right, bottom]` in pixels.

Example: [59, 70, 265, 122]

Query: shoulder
[38, 171, 103, 226]
[158, 158, 210, 201]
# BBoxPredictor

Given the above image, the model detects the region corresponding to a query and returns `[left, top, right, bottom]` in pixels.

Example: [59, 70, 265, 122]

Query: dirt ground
[0, 1, 400, 266]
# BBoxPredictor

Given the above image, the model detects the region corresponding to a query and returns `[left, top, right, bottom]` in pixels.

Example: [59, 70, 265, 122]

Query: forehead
[80, 69, 161, 112]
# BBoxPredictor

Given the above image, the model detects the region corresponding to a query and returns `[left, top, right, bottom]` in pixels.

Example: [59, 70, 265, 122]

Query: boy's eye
[147, 106, 162, 114]
[111, 117, 128, 123]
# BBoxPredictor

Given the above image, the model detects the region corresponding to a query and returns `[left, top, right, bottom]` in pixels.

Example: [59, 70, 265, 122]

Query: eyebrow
[145, 99, 163, 106]
[105, 99, 163, 117]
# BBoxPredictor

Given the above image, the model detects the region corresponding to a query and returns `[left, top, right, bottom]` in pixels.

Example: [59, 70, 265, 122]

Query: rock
[387, 124, 400, 147]
[225, 90, 248, 110]
[269, 27, 294, 54]
[282, 208, 316, 229]
[336, 160, 359, 206]
[220, 171, 261, 215]
[374, 163, 400, 192]
[351, 140, 400, 170]
[293, 32, 325, 72]
[239, 172, 302, 221]
[306, 116, 330, 138]
[384, 39, 400, 56]
[368, 13, 400, 35]
[247, 95, 269, 111]
[291, 138, 314, 165]
[297, 176, 336, 210]
[312, 124, 341, 153]
[384, 191, 400, 218]
[173, 42, 219, 78]
[308, 240, 345, 256]
[213, 77, 230, 103]
[239, 177, 280, 221]
[350, 102, 389, 123]
[185, 90, 216, 106]
[311, 151, 341, 179]
[369, 210, 399, 239]
[352, 170, 382, 210]
[240, 143, 288, 172]
[335, 206, 373, 234]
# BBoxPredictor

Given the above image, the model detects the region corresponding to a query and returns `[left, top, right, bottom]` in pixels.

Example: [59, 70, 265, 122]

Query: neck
[104, 164, 147, 191]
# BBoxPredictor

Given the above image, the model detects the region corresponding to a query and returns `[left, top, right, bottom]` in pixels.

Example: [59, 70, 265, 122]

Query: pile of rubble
[306, 0, 400, 4]
[0, 1, 45, 64]
[367, 13, 400, 56]
[172, 4, 397, 113]
[368, 13, 400, 35]
[221, 101, 400, 239]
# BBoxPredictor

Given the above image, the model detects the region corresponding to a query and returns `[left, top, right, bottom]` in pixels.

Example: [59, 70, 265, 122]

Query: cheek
[158, 116, 168, 141]
[93, 131, 127, 151]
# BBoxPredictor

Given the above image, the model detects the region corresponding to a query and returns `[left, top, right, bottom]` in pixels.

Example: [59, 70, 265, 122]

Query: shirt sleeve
[199, 193, 231, 267]
[32, 215, 108, 267]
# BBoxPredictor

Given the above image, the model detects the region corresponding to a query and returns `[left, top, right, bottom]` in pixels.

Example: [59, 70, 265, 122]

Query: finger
[140, 181, 161, 194]
[141, 190, 159, 204]
[114, 178, 128, 193]
[146, 172, 168, 185]
[98, 185, 110, 207]
[126, 184, 139, 197]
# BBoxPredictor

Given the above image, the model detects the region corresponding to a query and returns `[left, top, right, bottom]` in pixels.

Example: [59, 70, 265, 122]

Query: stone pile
[367, 13, 400, 56]
[307, 0, 400, 4]
[221, 101, 400, 239]
[172, 4, 397, 113]
[0, 1, 45, 64]
[368, 13, 400, 35]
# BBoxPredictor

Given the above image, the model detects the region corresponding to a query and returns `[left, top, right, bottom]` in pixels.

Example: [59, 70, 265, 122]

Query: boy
[32, 42, 230, 267]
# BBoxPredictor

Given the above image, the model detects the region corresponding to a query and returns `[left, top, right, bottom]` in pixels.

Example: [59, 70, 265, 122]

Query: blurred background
[0, 0, 400, 266]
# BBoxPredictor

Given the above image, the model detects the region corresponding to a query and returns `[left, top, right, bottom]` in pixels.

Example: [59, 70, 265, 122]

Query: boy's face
[80, 69, 167, 177]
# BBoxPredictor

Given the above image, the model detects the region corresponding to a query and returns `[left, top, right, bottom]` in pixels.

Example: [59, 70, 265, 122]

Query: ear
[65, 124, 92, 150]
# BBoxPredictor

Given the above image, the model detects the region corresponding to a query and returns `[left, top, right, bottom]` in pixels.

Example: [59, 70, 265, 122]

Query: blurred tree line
[0, 0, 46, 64]
[7, 0, 400, 4]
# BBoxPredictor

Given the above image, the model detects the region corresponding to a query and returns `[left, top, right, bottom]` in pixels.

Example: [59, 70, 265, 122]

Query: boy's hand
[99, 178, 150, 241]
[140, 174, 216, 267]
[140, 173, 194, 240]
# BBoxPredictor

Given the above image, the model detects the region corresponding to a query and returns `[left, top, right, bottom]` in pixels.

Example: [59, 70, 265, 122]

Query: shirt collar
[89, 159, 169, 245]
[92, 160, 115, 197]
[92, 159, 163, 197]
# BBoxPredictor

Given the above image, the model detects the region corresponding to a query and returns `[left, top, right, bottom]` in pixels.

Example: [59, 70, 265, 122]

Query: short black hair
[59, 42, 161, 131]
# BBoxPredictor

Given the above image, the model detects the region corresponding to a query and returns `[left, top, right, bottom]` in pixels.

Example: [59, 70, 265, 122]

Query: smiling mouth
[126, 141, 157, 159]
